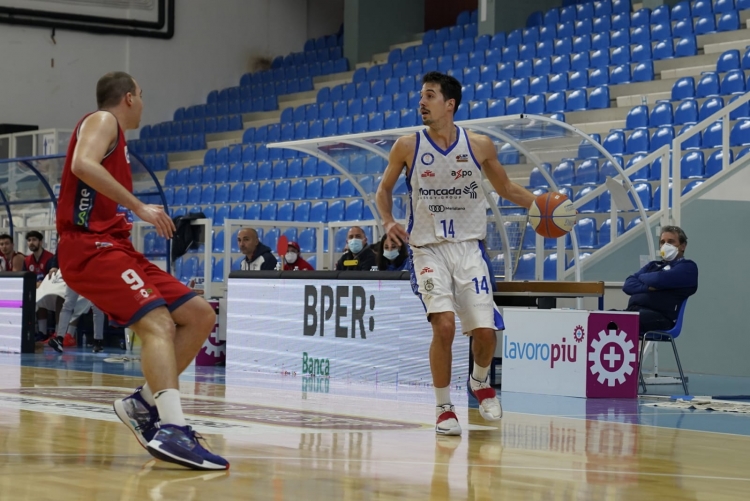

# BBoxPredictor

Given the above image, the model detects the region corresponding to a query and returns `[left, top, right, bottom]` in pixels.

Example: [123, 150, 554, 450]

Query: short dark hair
[97, 71, 136, 109]
[422, 71, 462, 110]
[661, 225, 687, 245]
[25, 231, 43, 241]
[0, 234, 12, 243]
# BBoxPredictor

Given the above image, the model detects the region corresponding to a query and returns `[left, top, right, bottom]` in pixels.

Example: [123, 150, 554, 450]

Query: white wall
[0, 0, 342, 134]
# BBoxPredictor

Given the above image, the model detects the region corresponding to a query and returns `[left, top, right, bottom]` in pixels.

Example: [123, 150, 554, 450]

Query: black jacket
[241, 242, 277, 271]
[335, 246, 377, 271]
[623, 257, 698, 321]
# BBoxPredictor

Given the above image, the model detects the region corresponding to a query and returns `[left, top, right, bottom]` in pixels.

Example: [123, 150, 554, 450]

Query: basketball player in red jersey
[0, 234, 25, 272]
[57, 72, 228, 470]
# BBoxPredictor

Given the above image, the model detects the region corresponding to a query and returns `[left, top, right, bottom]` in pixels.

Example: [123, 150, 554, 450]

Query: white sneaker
[469, 376, 502, 421]
[435, 404, 462, 436]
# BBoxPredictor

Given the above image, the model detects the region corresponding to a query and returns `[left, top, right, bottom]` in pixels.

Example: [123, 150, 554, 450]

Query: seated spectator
[335, 226, 376, 271]
[23, 230, 54, 284]
[622, 225, 698, 335]
[237, 228, 277, 270]
[283, 241, 314, 271]
[376, 235, 411, 271]
[0, 233, 24, 271]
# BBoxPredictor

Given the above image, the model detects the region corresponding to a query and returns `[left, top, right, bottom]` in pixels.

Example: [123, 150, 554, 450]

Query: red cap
[288, 241, 300, 252]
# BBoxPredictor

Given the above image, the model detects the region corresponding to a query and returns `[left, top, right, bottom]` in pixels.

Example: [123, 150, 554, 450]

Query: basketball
[528, 192, 577, 239]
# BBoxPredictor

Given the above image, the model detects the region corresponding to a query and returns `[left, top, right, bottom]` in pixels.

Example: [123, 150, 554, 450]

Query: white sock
[38, 318, 47, 334]
[472, 363, 490, 384]
[67, 325, 77, 336]
[140, 383, 156, 406]
[153, 388, 187, 427]
[434, 385, 452, 407]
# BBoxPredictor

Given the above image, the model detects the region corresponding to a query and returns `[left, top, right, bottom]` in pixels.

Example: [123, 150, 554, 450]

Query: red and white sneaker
[435, 404, 462, 436]
[469, 376, 502, 421]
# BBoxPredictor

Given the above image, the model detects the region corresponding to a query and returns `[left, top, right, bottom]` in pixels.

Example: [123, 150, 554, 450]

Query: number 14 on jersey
[440, 219, 455, 238]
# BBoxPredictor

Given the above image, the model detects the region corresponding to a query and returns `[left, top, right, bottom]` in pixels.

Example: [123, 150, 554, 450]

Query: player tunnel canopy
[0, 153, 169, 243]
[268, 114, 656, 280]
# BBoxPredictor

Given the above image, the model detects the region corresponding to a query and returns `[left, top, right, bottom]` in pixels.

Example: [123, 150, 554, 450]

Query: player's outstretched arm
[375, 136, 412, 245]
[470, 133, 535, 209]
[72, 112, 175, 238]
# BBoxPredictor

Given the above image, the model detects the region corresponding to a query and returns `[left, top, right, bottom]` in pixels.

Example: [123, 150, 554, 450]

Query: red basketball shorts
[58, 232, 195, 327]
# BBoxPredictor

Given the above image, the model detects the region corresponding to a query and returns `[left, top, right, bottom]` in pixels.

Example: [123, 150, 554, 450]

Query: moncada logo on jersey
[419, 183, 477, 200]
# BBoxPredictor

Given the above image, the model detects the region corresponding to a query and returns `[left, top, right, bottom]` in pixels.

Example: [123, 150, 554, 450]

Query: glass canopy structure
[268, 114, 655, 281]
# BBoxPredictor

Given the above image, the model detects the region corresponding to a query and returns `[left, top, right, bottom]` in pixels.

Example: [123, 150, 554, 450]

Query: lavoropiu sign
[502, 309, 639, 398]
[226, 278, 468, 386]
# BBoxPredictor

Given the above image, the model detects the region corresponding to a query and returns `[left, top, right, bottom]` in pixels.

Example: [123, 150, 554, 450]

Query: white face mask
[383, 249, 399, 261]
[659, 243, 678, 261]
[285, 252, 298, 264]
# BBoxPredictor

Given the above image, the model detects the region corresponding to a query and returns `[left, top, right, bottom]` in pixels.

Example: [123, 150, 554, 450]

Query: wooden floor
[1, 361, 750, 500]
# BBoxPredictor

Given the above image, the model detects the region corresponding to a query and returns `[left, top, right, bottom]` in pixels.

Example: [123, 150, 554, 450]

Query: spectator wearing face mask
[622, 225, 698, 335]
[282, 241, 314, 271]
[376, 235, 411, 271]
[335, 226, 376, 271]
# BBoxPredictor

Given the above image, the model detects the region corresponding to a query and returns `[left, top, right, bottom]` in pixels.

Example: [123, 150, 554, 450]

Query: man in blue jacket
[623, 225, 698, 334]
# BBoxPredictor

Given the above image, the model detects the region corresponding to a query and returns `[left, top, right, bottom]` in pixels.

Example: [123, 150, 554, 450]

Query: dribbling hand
[384, 221, 409, 246]
[135, 204, 176, 239]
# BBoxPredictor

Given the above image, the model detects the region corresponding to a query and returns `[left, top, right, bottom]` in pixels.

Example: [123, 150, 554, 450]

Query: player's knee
[431, 313, 455, 341]
[196, 301, 216, 335]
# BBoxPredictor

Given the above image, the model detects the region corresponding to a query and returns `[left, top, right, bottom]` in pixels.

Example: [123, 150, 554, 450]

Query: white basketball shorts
[409, 240, 504, 334]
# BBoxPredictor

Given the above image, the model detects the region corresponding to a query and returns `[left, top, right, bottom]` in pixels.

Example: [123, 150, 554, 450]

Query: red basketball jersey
[57, 112, 133, 237]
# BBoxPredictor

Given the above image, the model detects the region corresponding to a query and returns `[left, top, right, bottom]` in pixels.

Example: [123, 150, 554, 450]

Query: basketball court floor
[1, 349, 749, 500]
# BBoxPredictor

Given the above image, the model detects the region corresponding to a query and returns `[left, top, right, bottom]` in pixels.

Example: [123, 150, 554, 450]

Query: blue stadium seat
[569, 70, 588, 89]
[598, 217, 625, 247]
[575, 186, 599, 213]
[603, 130, 626, 155]
[706, 149, 732, 177]
[699, 96, 724, 121]
[674, 99, 698, 125]
[258, 180, 275, 202]
[487, 99, 506, 117]
[610, 64, 631, 84]
[717, 49, 741, 74]
[721, 69, 746, 95]
[345, 199, 363, 220]
[730, 119, 750, 146]
[566, 89, 587, 111]
[214, 184, 230, 204]
[672, 77, 695, 101]
[545, 92, 565, 113]
[576, 159, 599, 185]
[553, 160, 575, 186]
[632, 61, 654, 82]
[718, 12, 740, 32]
[702, 120, 723, 148]
[681, 150, 705, 179]
[653, 39, 674, 60]
[548, 73, 568, 92]
[589, 86, 610, 109]
[626, 105, 648, 129]
[274, 180, 290, 201]
[675, 36, 697, 57]
[650, 101, 673, 127]
[244, 202, 261, 221]
[627, 128, 650, 154]
[570, 217, 597, 249]
[322, 177, 340, 199]
[305, 200, 327, 223]
[651, 126, 674, 152]
[627, 154, 650, 181]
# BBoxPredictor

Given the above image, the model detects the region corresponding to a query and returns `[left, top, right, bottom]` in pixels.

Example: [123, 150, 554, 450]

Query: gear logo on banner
[573, 325, 585, 343]
[588, 329, 636, 387]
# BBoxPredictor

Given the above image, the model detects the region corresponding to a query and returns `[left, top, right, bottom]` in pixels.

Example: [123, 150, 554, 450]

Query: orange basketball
[528, 192, 577, 239]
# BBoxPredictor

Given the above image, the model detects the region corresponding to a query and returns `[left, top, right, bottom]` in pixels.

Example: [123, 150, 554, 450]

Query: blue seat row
[626, 96, 750, 129]
[129, 134, 207, 155]
[672, 71, 750, 101]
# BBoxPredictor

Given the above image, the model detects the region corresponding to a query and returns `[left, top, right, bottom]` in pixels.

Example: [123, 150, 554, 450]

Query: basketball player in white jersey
[376, 72, 537, 435]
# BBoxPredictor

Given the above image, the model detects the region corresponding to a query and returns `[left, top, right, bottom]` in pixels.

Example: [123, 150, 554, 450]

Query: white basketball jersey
[407, 126, 486, 246]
